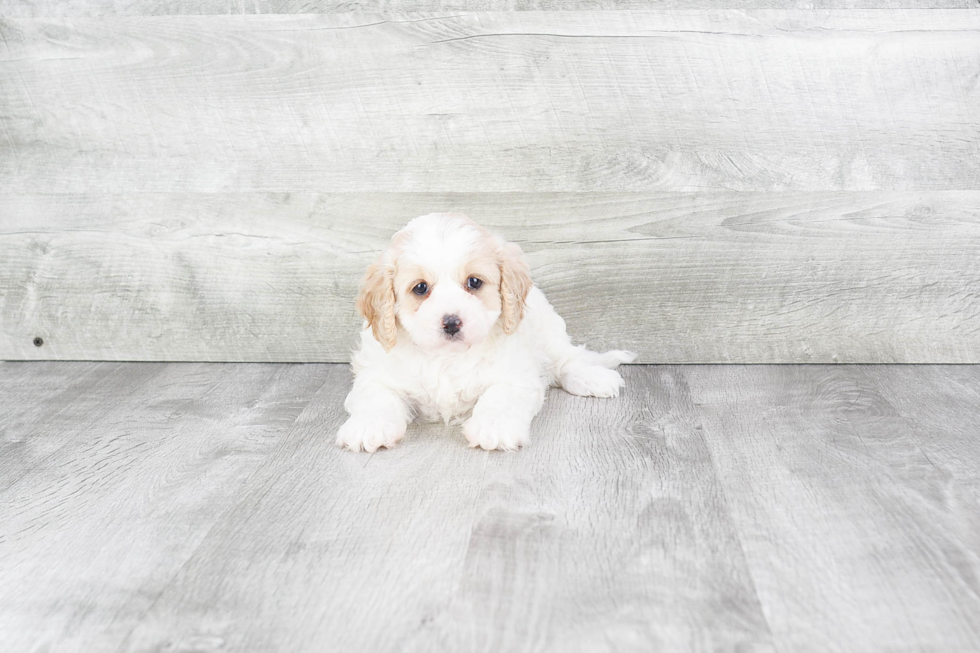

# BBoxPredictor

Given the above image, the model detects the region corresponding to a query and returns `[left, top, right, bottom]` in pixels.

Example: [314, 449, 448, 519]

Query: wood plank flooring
[1, 362, 978, 652]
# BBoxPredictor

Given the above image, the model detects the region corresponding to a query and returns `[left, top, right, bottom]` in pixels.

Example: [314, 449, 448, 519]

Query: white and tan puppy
[337, 213, 635, 452]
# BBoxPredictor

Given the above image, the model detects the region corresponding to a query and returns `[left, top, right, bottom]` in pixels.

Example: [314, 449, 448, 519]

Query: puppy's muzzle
[442, 314, 462, 336]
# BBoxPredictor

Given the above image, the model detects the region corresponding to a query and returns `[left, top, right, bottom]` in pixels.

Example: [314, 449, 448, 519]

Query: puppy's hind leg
[526, 286, 636, 398]
[559, 346, 637, 398]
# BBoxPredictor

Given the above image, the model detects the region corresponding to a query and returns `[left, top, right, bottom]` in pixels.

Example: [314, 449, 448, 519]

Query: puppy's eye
[412, 282, 429, 296]
[467, 277, 483, 290]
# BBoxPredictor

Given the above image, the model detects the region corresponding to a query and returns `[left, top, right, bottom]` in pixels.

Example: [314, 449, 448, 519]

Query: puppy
[337, 213, 635, 452]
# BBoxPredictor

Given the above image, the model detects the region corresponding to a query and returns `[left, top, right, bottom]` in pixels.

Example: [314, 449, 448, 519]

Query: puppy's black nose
[442, 314, 462, 335]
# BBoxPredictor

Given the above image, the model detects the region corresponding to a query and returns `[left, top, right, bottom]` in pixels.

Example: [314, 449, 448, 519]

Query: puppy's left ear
[498, 240, 532, 334]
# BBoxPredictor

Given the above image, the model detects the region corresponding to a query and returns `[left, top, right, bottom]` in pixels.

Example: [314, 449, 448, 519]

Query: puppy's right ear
[356, 257, 397, 352]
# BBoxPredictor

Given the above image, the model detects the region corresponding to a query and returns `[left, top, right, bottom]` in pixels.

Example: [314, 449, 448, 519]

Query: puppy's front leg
[463, 383, 545, 451]
[336, 380, 411, 453]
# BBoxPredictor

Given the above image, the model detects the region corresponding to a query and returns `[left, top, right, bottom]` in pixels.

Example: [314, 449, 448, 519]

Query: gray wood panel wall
[2, 6, 978, 362]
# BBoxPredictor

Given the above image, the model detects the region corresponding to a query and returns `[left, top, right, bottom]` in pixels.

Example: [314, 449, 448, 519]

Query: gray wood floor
[1, 362, 978, 652]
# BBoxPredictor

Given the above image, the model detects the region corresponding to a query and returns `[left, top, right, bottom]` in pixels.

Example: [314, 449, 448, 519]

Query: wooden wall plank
[2, 10, 977, 362]
[1, 0, 974, 17]
[2, 191, 978, 363]
[1, 11, 977, 193]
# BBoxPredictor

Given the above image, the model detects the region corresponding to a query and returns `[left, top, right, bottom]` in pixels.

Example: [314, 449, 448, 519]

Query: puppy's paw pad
[336, 415, 406, 453]
[463, 415, 529, 451]
[562, 365, 625, 398]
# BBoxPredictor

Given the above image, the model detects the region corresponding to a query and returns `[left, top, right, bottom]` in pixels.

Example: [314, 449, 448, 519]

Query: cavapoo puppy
[337, 213, 635, 452]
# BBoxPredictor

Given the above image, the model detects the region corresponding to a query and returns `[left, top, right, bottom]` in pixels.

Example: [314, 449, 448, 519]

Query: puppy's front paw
[463, 415, 529, 452]
[561, 365, 625, 398]
[336, 415, 406, 453]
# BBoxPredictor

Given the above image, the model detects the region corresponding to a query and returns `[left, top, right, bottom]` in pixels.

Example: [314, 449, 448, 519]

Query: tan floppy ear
[498, 241, 533, 334]
[355, 258, 397, 352]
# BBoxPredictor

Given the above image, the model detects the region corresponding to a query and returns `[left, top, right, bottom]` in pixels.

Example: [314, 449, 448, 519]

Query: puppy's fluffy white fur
[337, 213, 635, 452]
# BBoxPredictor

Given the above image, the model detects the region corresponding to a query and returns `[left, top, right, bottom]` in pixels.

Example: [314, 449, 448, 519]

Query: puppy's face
[356, 213, 532, 353]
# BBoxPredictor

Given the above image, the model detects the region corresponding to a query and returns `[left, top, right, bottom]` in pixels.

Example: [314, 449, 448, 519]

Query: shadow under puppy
[338, 213, 635, 452]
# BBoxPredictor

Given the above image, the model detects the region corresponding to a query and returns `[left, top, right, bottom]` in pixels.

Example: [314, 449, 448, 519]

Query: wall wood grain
[1, 12, 977, 193]
[1, 1, 973, 16]
[3, 192, 978, 362]
[1, 9, 977, 362]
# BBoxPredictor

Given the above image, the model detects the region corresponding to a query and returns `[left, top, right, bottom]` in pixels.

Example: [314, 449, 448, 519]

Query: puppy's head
[356, 213, 532, 353]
